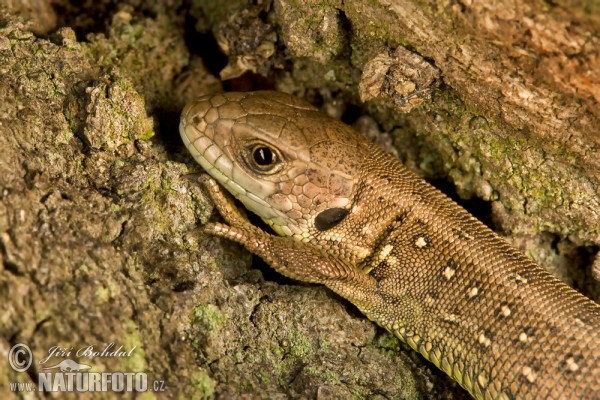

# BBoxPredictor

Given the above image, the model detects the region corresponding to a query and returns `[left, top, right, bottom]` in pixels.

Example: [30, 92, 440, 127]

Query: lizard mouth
[179, 92, 304, 237]
[179, 91, 368, 241]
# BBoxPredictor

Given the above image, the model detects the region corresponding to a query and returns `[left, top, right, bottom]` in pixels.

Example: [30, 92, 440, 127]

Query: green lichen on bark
[1, 0, 599, 399]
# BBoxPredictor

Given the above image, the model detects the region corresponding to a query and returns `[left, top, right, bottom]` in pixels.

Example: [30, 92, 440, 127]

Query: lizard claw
[185, 223, 227, 242]
[187, 221, 236, 236]
[182, 173, 205, 183]
[185, 224, 207, 241]
[189, 222, 254, 245]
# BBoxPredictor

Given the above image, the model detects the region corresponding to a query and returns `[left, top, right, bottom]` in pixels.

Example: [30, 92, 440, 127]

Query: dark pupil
[253, 147, 275, 166]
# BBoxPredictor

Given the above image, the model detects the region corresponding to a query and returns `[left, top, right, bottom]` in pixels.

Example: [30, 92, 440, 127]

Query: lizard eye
[240, 142, 284, 175]
[252, 146, 277, 167]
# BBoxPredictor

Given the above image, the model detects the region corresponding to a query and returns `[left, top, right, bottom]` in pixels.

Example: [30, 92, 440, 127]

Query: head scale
[180, 91, 369, 240]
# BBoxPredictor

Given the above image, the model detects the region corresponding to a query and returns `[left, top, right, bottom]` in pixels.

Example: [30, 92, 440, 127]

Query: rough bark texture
[0, 0, 598, 399]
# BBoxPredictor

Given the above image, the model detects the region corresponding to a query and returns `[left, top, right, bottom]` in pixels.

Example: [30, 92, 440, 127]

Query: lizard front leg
[195, 174, 381, 309]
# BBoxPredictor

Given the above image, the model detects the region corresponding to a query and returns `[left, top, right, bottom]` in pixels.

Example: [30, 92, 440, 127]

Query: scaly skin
[180, 91, 600, 399]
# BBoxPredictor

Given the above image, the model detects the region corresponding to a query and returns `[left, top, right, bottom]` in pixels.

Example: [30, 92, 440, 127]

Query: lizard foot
[195, 174, 264, 238]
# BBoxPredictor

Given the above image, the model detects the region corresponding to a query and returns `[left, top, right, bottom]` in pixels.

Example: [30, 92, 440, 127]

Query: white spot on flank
[387, 255, 398, 265]
[468, 287, 478, 297]
[415, 236, 428, 248]
[514, 274, 528, 284]
[566, 357, 579, 372]
[444, 267, 455, 280]
[500, 305, 511, 317]
[442, 313, 459, 323]
[379, 244, 394, 261]
[519, 332, 528, 342]
[521, 366, 537, 383]
[478, 333, 491, 347]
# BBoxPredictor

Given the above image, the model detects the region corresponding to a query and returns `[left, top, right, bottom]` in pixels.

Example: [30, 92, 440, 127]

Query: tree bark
[1, 0, 598, 399]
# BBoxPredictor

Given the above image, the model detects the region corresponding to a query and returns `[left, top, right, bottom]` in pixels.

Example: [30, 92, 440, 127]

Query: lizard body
[180, 91, 600, 399]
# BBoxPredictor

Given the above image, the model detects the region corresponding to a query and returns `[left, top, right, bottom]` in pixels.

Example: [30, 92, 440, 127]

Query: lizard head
[180, 91, 370, 241]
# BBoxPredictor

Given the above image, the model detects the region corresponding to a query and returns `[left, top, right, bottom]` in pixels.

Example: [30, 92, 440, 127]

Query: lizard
[179, 91, 600, 399]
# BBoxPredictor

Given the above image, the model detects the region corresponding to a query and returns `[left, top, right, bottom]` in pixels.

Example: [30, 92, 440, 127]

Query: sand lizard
[180, 91, 600, 399]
